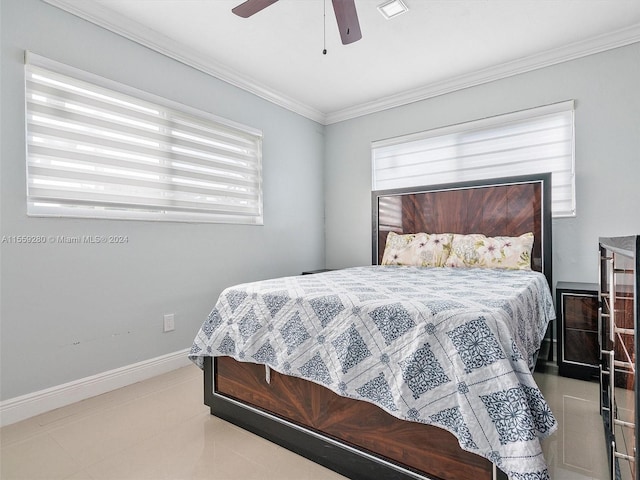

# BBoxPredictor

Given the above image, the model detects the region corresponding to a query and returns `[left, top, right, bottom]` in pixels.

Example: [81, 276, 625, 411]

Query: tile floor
[0, 363, 613, 480]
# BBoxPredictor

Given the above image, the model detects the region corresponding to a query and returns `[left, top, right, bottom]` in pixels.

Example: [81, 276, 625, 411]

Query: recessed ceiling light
[377, 0, 409, 20]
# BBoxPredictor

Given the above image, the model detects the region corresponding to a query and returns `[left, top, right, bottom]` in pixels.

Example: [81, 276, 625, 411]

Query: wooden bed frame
[202, 173, 552, 480]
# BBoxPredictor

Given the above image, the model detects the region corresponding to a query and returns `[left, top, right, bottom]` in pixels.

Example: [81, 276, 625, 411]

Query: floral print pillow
[444, 232, 534, 270]
[381, 232, 453, 267]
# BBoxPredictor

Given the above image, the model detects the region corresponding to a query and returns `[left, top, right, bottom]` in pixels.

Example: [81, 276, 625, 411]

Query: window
[25, 52, 263, 224]
[372, 101, 575, 217]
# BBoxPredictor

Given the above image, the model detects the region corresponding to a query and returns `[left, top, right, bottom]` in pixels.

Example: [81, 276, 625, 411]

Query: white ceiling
[45, 0, 640, 124]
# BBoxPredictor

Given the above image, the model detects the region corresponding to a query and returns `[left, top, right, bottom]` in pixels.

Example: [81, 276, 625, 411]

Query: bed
[189, 173, 556, 480]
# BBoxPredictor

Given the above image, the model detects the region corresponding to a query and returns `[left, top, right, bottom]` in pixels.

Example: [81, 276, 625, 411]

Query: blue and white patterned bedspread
[189, 266, 557, 480]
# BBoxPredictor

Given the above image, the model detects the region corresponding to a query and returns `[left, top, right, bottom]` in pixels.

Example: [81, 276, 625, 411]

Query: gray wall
[0, 0, 325, 400]
[2, 0, 638, 403]
[324, 43, 640, 288]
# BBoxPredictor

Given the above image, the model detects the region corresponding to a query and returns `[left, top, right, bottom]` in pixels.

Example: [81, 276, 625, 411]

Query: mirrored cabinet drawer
[556, 282, 599, 379]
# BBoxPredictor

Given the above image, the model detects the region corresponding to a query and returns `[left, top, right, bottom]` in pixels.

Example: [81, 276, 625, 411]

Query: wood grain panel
[563, 295, 599, 330]
[216, 356, 492, 480]
[477, 186, 507, 235]
[564, 330, 599, 365]
[375, 177, 546, 276]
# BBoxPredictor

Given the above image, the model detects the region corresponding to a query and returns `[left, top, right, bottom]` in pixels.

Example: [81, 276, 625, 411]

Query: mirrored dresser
[599, 236, 639, 480]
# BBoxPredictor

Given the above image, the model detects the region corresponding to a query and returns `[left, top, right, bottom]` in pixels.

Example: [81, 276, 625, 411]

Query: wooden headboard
[371, 173, 552, 286]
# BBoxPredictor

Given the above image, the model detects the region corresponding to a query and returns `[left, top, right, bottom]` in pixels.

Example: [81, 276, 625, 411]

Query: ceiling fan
[232, 0, 362, 45]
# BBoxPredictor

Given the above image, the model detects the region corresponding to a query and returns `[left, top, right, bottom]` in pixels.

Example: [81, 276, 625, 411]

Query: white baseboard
[0, 348, 192, 427]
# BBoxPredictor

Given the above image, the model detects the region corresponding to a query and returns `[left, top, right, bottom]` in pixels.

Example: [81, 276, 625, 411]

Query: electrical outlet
[163, 313, 175, 332]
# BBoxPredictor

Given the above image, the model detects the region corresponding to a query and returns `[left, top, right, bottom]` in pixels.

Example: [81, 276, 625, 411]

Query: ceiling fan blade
[331, 0, 362, 45]
[232, 0, 278, 18]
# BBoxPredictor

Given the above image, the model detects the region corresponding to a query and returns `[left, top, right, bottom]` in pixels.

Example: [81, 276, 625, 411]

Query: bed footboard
[203, 357, 507, 480]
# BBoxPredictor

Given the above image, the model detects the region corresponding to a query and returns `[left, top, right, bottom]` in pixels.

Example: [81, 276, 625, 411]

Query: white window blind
[372, 101, 575, 217]
[25, 52, 263, 224]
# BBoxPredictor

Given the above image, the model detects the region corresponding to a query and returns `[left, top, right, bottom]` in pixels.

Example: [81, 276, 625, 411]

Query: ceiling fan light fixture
[377, 0, 408, 20]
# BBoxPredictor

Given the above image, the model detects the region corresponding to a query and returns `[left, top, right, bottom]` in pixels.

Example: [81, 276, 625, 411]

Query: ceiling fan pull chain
[323, 0, 328, 55]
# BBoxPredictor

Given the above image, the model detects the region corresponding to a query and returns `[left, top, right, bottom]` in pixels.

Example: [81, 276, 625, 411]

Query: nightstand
[556, 281, 599, 379]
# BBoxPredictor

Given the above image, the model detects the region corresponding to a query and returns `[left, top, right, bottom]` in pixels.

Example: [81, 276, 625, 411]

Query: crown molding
[41, 1, 640, 126]
[41, 0, 327, 124]
[325, 22, 640, 124]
